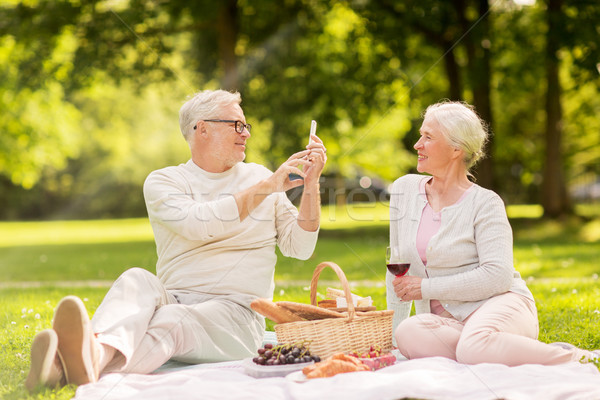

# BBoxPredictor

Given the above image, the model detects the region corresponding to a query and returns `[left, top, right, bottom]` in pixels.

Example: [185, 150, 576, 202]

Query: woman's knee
[455, 330, 491, 364]
[395, 316, 430, 357]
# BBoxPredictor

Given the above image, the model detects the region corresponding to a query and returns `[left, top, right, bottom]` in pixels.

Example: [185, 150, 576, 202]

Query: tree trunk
[443, 48, 462, 101]
[542, 0, 572, 217]
[455, 0, 494, 189]
[217, 0, 239, 91]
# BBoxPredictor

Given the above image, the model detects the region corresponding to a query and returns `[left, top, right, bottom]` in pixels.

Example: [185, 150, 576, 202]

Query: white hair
[424, 101, 489, 173]
[179, 90, 242, 143]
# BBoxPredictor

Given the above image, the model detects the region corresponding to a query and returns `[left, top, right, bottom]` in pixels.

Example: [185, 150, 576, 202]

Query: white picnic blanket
[74, 356, 600, 400]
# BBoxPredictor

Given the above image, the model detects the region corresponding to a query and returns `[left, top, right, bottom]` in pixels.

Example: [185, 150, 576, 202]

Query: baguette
[250, 298, 306, 324]
[276, 301, 345, 320]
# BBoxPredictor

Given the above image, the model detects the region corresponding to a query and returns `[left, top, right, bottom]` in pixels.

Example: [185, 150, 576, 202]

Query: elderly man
[26, 89, 326, 390]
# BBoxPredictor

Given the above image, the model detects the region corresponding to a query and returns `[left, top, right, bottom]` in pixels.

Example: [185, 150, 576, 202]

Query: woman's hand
[392, 275, 423, 301]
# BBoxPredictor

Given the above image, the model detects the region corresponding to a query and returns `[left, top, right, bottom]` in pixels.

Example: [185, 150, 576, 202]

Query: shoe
[549, 342, 576, 351]
[25, 329, 66, 392]
[53, 296, 100, 386]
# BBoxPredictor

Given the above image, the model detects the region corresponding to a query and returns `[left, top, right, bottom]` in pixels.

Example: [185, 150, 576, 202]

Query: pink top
[416, 177, 474, 316]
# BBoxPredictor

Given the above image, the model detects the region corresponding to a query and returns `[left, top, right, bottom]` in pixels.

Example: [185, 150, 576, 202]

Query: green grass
[0, 204, 599, 399]
[531, 278, 600, 348]
[1, 288, 106, 400]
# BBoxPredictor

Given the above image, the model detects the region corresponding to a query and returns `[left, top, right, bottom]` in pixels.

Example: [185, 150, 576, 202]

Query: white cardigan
[386, 174, 533, 327]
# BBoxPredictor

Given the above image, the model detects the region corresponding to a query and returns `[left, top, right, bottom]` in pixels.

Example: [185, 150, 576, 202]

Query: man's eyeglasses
[197, 119, 252, 134]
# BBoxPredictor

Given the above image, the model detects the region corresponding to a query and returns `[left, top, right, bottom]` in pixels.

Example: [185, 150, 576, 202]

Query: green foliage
[238, 2, 415, 180]
[0, 34, 82, 189]
[0, 0, 599, 219]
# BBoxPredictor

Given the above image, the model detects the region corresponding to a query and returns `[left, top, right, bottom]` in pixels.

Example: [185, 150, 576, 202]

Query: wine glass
[386, 246, 410, 277]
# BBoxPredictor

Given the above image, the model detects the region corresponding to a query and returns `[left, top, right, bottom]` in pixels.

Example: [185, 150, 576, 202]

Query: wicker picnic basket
[274, 261, 394, 359]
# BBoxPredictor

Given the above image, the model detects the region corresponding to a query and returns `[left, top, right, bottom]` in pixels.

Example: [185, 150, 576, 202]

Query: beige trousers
[91, 268, 264, 374]
[396, 292, 594, 366]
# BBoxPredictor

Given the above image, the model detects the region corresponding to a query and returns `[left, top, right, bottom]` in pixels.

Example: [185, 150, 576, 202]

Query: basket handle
[309, 262, 356, 321]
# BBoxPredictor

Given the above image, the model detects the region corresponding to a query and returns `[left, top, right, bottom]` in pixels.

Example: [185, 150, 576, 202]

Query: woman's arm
[420, 193, 514, 302]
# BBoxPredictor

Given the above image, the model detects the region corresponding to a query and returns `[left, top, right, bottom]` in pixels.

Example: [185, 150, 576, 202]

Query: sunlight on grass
[506, 204, 543, 219]
[0, 203, 578, 249]
[320, 202, 391, 229]
[581, 219, 600, 242]
[576, 203, 600, 219]
[0, 219, 154, 248]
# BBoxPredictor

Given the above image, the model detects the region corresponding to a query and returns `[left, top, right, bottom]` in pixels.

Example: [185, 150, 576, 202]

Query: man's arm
[296, 134, 327, 232]
[234, 133, 326, 227]
[273, 134, 327, 259]
[233, 149, 310, 222]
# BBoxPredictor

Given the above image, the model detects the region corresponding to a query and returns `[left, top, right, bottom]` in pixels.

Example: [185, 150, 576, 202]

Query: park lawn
[3, 279, 600, 400]
[0, 204, 599, 399]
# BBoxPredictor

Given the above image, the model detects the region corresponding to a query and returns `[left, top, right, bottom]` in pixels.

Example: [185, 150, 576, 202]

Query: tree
[351, 0, 497, 188]
[0, 1, 415, 217]
[1, 0, 598, 219]
[540, 0, 600, 217]
[541, 0, 572, 217]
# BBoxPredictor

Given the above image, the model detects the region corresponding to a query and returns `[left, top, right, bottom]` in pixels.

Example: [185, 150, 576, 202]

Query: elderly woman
[387, 101, 596, 366]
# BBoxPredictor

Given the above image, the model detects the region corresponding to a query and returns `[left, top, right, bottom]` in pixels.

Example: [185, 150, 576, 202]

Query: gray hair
[423, 101, 489, 173]
[179, 90, 242, 143]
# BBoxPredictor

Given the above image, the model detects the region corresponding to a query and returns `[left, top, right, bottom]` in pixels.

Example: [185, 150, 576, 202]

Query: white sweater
[387, 174, 533, 324]
[143, 160, 319, 305]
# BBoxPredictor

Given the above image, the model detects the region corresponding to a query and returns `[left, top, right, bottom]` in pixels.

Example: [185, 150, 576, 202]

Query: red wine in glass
[387, 263, 410, 277]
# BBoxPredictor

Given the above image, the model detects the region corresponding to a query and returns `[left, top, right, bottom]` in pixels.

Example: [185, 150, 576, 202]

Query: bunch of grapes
[252, 341, 321, 366]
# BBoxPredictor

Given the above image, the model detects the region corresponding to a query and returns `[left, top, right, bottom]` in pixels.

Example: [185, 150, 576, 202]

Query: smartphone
[289, 120, 317, 181]
[308, 120, 317, 144]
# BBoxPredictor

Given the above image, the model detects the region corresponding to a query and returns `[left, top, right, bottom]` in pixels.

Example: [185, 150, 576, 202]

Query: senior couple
[26, 90, 596, 392]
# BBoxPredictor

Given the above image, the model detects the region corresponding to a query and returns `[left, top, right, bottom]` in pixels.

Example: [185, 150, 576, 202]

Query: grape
[251, 340, 316, 366]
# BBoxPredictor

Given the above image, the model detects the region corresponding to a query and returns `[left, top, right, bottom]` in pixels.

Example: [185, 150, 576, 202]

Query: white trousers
[396, 292, 595, 366]
[91, 268, 264, 374]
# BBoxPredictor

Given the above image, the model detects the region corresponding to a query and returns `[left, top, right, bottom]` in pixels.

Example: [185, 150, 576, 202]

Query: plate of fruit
[286, 345, 397, 382]
[244, 341, 321, 378]
[348, 345, 397, 371]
